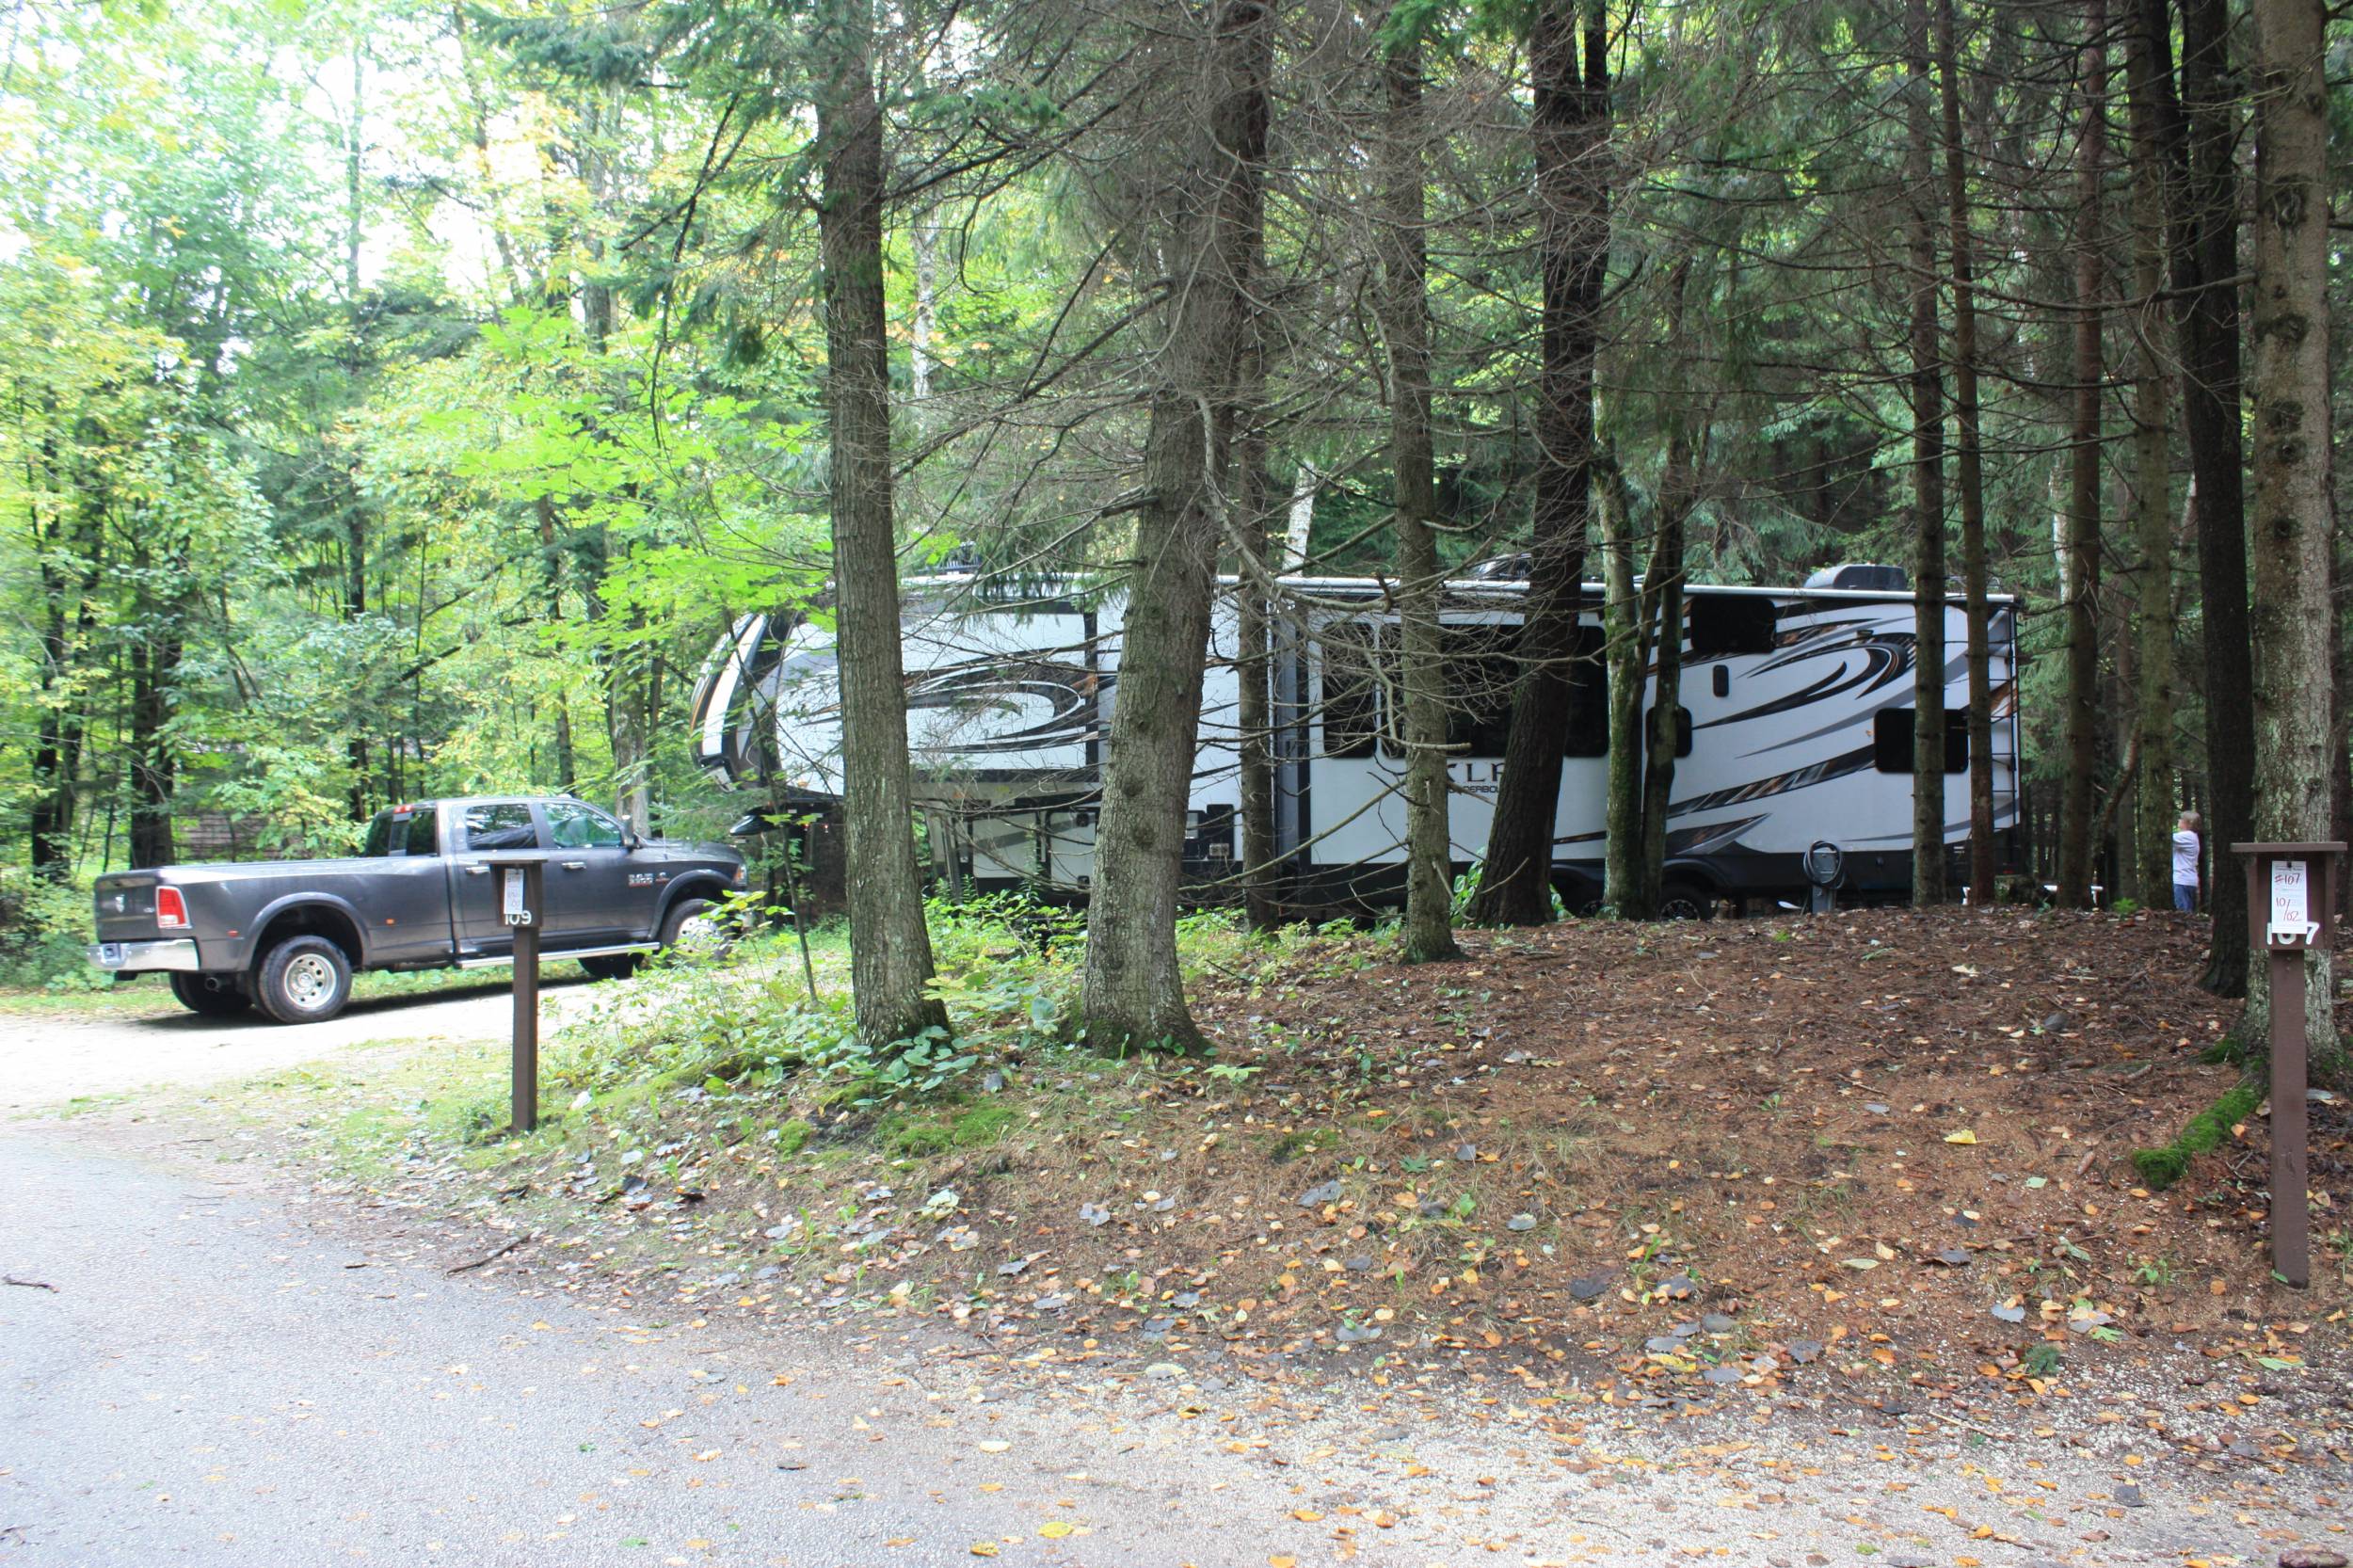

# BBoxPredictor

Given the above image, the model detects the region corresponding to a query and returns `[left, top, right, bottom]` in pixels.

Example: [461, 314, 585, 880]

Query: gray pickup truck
[88, 795, 747, 1024]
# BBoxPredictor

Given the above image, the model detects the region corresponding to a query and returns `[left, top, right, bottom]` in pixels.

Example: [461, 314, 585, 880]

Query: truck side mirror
[624, 830, 643, 852]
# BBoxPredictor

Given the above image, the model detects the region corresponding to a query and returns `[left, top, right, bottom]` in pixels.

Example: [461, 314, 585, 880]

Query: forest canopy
[1, 0, 2345, 1039]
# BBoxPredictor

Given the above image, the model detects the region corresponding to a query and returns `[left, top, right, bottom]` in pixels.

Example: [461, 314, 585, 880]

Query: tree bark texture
[2139, 0, 2255, 993]
[1598, 452, 1645, 916]
[1378, 22, 1463, 963]
[818, 2, 950, 1048]
[2056, 0, 2105, 909]
[2124, 6, 2178, 904]
[1639, 399, 1693, 912]
[1937, 0, 1997, 904]
[1468, 0, 1608, 926]
[1906, 0, 1948, 906]
[2246, 0, 2332, 1041]
[1080, 0, 1269, 1052]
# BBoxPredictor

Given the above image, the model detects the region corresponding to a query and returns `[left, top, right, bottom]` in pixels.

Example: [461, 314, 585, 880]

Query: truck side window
[404, 807, 440, 857]
[463, 802, 538, 851]
[546, 801, 625, 849]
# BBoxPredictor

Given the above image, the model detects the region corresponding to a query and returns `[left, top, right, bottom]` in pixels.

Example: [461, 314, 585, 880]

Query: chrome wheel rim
[674, 913, 723, 956]
[284, 952, 338, 1011]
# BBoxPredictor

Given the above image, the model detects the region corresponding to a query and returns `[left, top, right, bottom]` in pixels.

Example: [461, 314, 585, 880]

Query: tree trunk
[532, 496, 577, 791]
[1937, 0, 1996, 904]
[1233, 403, 1281, 934]
[2125, 7, 2179, 904]
[1379, 20, 1464, 964]
[2139, 0, 2254, 993]
[1469, 0, 1608, 926]
[2246, 0, 2332, 1042]
[1640, 381, 1695, 911]
[1230, 6, 1279, 936]
[1598, 447, 1645, 916]
[1080, 0, 1269, 1052]
[818, 0, 950, 1048]
[127, 552, 178, 871]
[2056, 0, 2106, 909]
[1906, 0, 1948, 906]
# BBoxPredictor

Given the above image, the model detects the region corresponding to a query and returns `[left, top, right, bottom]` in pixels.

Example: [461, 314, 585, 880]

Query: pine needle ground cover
[220, 906, 2347, 1432]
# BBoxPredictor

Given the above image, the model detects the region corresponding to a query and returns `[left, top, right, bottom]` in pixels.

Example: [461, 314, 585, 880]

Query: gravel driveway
[0, 975, 597, 1114]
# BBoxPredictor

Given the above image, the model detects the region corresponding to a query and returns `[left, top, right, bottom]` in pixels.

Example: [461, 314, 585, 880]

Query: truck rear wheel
[254, 936, 353, 1024]
[169, 971, 251, 1017]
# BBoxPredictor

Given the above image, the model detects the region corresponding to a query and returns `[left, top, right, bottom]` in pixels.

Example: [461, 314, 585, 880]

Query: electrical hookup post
[482, 855, 546, 1136]
[2232, 841, 2344, 1288]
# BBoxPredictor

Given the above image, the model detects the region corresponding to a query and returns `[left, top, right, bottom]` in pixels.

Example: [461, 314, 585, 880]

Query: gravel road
[0, 976, 599, 1114]
[0, 1001, 2341, 1566]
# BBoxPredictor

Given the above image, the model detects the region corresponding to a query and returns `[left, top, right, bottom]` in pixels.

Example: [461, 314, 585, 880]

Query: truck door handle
[463, 865, 489, 876]
[560, 860, 587, 871]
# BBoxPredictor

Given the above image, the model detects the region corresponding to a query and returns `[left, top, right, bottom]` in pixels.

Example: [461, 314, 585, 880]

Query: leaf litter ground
[125, 904, 2353, 1560]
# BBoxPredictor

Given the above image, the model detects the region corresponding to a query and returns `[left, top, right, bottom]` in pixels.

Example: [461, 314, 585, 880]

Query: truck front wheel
[169, 971, 252, 1017]
[254, 936, 353, 1024]
[658, 897, 727, 961]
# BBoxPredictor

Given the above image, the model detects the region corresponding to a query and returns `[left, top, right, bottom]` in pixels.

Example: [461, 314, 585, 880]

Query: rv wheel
[1657, 882, 1714, 921]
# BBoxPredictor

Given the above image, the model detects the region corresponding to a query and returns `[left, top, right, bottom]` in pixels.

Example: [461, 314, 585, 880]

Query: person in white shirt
[2172, 811, 2201, 913]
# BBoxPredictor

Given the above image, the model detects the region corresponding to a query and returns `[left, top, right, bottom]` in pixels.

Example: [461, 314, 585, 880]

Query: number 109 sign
[503, 868, 534, 927]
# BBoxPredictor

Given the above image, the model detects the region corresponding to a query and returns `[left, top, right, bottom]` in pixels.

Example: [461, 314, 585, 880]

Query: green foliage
[0, 872, 109, 989]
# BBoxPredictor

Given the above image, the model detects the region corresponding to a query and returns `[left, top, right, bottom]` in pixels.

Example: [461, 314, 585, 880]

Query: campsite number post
[484, 855, 545, 1135]
[2233, 841, 2344, 1289]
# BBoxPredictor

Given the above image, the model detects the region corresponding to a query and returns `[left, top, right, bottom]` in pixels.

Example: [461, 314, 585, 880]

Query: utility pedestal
[2232, 840, 2344, 1289]
[483, 855, 546, 1135]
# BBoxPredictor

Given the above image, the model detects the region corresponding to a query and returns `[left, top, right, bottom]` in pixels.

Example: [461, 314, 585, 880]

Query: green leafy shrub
[0, 872, 111, 990]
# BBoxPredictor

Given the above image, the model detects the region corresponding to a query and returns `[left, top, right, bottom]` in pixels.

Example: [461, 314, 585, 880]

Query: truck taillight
[155, 887, 189, 929]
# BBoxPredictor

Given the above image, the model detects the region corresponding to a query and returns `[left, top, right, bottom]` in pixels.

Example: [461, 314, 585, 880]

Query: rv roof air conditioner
[1802, 563, 1910, 592]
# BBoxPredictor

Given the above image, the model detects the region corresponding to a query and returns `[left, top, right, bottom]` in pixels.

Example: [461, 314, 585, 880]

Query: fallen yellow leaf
[1039, 1521, 1075, 1539]
[1945, 1128, 1977, 1145]
[969, 1546, 999, 1559]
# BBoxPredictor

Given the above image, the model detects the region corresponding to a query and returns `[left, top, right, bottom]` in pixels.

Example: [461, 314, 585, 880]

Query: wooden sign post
[2232, 840, 2344, 1289]
[485, 855, 546, 1135]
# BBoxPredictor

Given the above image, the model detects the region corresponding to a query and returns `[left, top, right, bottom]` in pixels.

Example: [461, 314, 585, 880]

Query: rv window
[1689, 595, 1779, 658]
[1320, 629, 1380, 759]
[1442, 624, 1518, 756]
[1562, 623, 1609, 757]
[1872, 707, 1967, 774]
[1648, 705, 1695, 759]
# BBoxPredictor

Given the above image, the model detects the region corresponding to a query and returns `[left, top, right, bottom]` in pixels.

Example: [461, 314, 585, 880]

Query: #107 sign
[2268, 858, 2317, 946]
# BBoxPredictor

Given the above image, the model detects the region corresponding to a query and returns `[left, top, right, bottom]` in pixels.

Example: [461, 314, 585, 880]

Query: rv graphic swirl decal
[904, 659, 1107, 755]
[1695, 618, 1917, 732]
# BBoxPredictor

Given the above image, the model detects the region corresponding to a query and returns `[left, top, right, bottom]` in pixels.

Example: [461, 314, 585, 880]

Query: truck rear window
[404, 808, 440, 856]
[361, 811, 399, 856]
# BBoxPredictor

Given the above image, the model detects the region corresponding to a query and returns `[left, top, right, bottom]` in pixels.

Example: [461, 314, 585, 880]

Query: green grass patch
[2131, 1080, 2264, 1190]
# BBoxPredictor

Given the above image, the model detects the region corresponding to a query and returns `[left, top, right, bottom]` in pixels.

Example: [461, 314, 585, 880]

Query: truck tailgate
[91, 872, 164, 944]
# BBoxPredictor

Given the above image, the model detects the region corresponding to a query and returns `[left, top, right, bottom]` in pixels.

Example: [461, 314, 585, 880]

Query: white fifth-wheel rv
[688, 565, 2025, 915]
